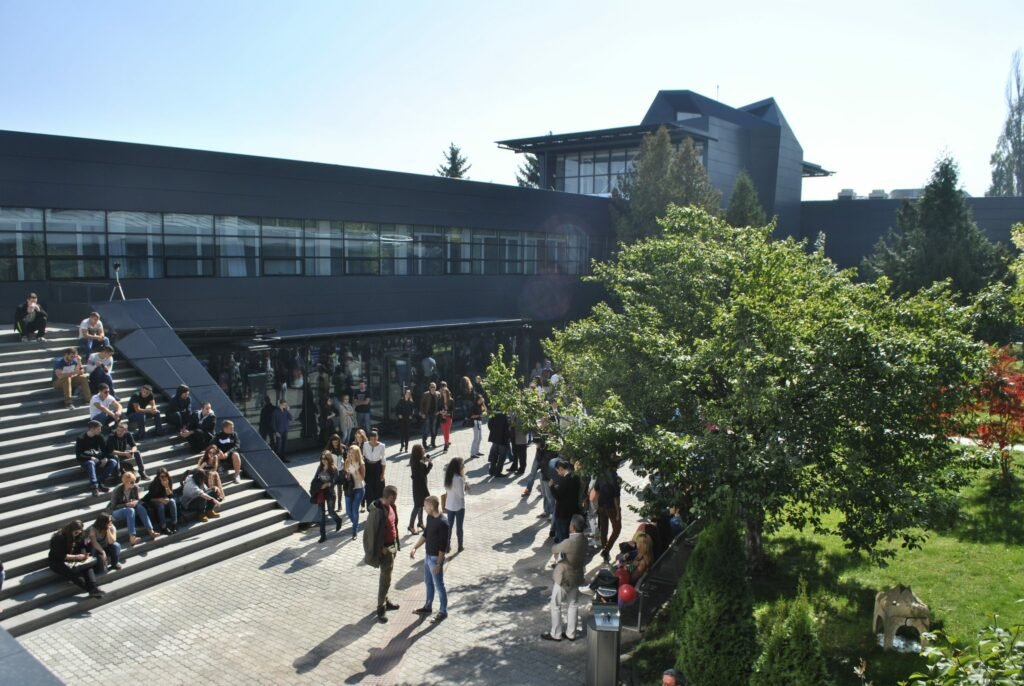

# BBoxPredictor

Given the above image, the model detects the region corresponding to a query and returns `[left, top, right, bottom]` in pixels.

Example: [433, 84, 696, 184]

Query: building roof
[641, 90, 777, 129]
[496, 121, 713, 153]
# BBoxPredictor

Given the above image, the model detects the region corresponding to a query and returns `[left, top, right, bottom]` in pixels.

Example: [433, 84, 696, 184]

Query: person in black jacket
[77, 420, 118, 497]
[310, 450, 343, 543]
[258, 394, 275, 449]
[407, 444, 433, 533]
[14, 292, 47, 341]
[419, 383, 440, 449]
[212, 419, 244, 484]
[550, 460, 581, 543]
[166, 385, 194, 433]
[48, 519, 103, 598]
[106, 421, 147, 479]
[394, 388, 415, 453]
[180, 401, 216, 453]
[486, 412, 512, 477]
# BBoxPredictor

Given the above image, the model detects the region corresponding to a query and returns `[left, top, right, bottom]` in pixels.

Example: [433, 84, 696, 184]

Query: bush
[901, 617, 1024, 685]
[751, 589, 833, 686]
[675, 504, 757, 686]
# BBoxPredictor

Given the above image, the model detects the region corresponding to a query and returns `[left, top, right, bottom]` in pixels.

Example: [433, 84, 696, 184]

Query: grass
[635, 457, 1024, 685]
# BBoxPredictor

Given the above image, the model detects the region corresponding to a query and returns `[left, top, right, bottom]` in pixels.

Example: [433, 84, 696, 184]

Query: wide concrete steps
[0, 326, 298, 637]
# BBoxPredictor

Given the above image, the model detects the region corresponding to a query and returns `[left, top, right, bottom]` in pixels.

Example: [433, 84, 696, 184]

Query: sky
[1, 1, 1021, 200]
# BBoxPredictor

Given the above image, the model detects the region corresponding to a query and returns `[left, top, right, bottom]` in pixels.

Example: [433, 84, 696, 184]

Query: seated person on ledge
[14, 292, 47, 341]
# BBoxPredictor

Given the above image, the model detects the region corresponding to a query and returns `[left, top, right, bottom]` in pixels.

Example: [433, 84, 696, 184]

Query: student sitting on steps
[76, 420, 118, 497]
[106, 421, 147, 480]
[52, 348, 91, 409]
[14, 292, 47, 341]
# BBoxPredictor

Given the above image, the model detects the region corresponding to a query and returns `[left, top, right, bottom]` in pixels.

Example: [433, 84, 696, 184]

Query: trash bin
[586, 604, 620, 686]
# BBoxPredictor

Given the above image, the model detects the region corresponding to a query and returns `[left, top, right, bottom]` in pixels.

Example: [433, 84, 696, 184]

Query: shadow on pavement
[293, 611, 379, 674]
[344, 615, 438, 683]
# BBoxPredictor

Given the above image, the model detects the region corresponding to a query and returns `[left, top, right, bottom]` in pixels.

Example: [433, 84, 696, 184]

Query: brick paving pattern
[19, 426, 642, 685]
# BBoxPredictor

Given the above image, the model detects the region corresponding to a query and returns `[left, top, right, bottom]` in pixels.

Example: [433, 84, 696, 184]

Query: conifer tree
[437, 143, 471, 179]
[676, 138, 721, 217]
[751, 589, 833, 686]
[515, 153, 541, 188]
[725, 170, 768, 227]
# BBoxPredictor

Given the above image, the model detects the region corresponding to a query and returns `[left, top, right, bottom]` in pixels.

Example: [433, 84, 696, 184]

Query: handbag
[313, 489, 327, 505]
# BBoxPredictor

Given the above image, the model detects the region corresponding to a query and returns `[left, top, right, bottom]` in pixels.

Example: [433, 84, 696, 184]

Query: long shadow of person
[344, 614, 439, 683]
[293, 611, 379, 674]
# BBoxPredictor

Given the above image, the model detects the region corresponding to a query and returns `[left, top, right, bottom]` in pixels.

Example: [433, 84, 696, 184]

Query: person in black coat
[166, 385, 194, 433]
[550, 460, 581, 544]
[486, 412, 512, 477]
[180, 401, 216, 453]
[48, 519, 103, 598]
[14, 292, 47, 341]
[394, 388, 416, 453]
[407, 444, 433, 533]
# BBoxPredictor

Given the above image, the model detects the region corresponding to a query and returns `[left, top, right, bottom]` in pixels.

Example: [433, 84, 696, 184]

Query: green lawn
[634, 459, 1024, 685]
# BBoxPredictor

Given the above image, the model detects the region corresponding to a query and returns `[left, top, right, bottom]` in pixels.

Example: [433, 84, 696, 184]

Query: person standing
[511, 420, 531, 475]
[52, 348, 91, 409]
[443, 457, 469, 553]
[363, 485, 401, 623]
[407, 444, 433, 533]
[353, 380, 372, 436]
[362, 429, 386, 505]
[14, 292, 47, 341]
[438, 381, 455, 453]
[486, 411, 512, 477]
[342, 445, 366, 540]
[271, 399, 292, 462]
[595, 467, 623, 563]
[541, 514, 587, 642]
[550, 460, 581, 543]
[394, 388, 415, 453]
[468, 393, 487, 458]
[419, 382, 440, 449]
[337, 393, 356, 444]
[409, 495, 449, 623]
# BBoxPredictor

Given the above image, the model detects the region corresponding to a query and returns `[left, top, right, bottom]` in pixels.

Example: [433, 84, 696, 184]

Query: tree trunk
[745, 516, 768, 572]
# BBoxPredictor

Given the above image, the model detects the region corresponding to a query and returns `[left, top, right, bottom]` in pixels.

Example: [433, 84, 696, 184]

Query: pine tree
[611, 128, 720, 245]
[751, 589, 833, 686]
[725, 170, 768, 227]
[862, 155, 1005, 297]
[515, 153, 541, 188]
[988, 50, 1024, 197]
[437, 143, 471, 179]
[675, 504, 757, 686]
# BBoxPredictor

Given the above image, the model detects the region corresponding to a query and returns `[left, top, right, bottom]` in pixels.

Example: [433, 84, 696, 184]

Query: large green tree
[863, 156, 1006, 298]
[437, 142, 471, 179]
[988, 49, 1024, 197]
[610, 127, 720, 245]
[547, 206, 986, 565]
[725, 169, 768, 227]
[515, 153, 540, 188]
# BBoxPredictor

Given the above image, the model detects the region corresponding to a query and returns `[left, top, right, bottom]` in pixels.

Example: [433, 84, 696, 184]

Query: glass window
[593, 151, 609, 176]
[305, 219, 345, 276]
[564, 153, 579, 178]
[215, 216, 259, 277]
[345, 222, 379, 275]
[380, 224, 414, 276]
[262, 218, 303, 276]
[446, 227, 472, 275]
[579, 152, 594, 178]
[563, 177, 579, 194]
[164, 232, 214, 277]
[554, 156, 565, 178]
[0, 208, 45, 281]
[473, 231, 500, 275]
[579, 176, 594, 195]
[109, 234, 164, 278]
[45, 209, 105, 234]
[48, 258, 106, 280]
[413, 226, 444, 276]
[610, 150, 627, 175]
[501, 233, 522, 275]
[594, 175, 610, 195]
[46, 232, 106, 256]
[165, 213, 214, 235]
[108, 211, 161, 235]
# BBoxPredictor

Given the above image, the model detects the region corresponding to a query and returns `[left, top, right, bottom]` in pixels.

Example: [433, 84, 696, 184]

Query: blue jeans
[79, 336, 110, 355]
[91, 541, 121, 573]
[345, 488, 365, 537]
[128, 410, 163, 439]
[112, 503, 155, 536]
[540, 480, 555, 517]
[150, 499, 178, 529]
[79, 457, 118, 487]
[88, 367, 115, 396]
[319, 498, 342, 538]
[446, 508, 465, 550]
[275, 432, 288, 458]
[523, 453, 543, 492]
[357, 411, 371, 435]
[424, 554, 448, 613]
[421, 415, 438, 446]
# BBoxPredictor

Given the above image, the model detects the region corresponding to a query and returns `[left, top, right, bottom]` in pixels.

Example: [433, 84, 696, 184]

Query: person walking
[407, 444, 433, 533]
[363, 485, 401, 622]
[394, 388, 415, 453]
[419, 382, 440, 449]
[468, 393, 486, 458]
[271, 399, 292, 462]
[550, 460, 580, 543]
[541, 514, 587, 642]
[438, 381, 454, 453]
[310, 450, 343, 542]
[362, 429, 386, 505]
[594, 467, 622, 563]
[342, 445, 366, 540]
[409, 495, 449, 623]
[443, 457, 469, 553]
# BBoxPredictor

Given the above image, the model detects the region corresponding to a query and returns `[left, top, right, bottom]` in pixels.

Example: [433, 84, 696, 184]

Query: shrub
[751, 589, 833, 686]
[901, 617, 1024, 685]
[675, 504, 757, 686]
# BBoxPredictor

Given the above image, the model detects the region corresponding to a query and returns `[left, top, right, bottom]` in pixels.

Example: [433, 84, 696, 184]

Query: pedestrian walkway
[19, 426, 643, 685]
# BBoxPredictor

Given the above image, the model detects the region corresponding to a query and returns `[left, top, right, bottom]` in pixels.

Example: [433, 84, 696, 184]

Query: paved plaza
[20, 426, 643, 685]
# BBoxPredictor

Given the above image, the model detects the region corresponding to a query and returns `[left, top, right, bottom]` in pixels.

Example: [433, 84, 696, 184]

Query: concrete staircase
[0, 326, 296, 637]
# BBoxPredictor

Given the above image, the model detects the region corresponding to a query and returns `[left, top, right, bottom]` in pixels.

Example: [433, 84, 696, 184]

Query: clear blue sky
[1, 1, 1021, 200]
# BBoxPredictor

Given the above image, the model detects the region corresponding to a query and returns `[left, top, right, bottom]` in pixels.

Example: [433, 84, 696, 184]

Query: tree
[725, 170, 768, 227]
[751, 588, 833, 686]
[675, 504, 757, 685]
[863, 156, 1006, 298]
[611, 127, 720, 245]
[515, 153, 540, 188]
[437, 142, 471, 179]
[969, 347, 1024, 494]
[482, 345, 550, 432]
[987, 50, 1024, 197]
[547, 205, 987, 566]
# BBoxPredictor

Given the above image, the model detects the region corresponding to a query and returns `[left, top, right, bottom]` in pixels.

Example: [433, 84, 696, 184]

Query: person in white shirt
[90, 384, 122, 431]
[443, 457, 469, 553]
[362, 430, 387, 505]
[86, 345, 116, 396]
[78, 312, 109, 355]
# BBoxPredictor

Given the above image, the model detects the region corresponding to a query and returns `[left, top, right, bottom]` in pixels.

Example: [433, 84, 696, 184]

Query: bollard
[585, 603, 620, 686]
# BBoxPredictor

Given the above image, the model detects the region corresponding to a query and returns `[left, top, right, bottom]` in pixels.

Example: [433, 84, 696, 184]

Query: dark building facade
[498, 89, 830, 236]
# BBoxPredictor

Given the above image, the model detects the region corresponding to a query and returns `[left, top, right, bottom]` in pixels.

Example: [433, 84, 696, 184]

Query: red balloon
[618, 583, 637, 604]
[614, 569, 631, 586]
